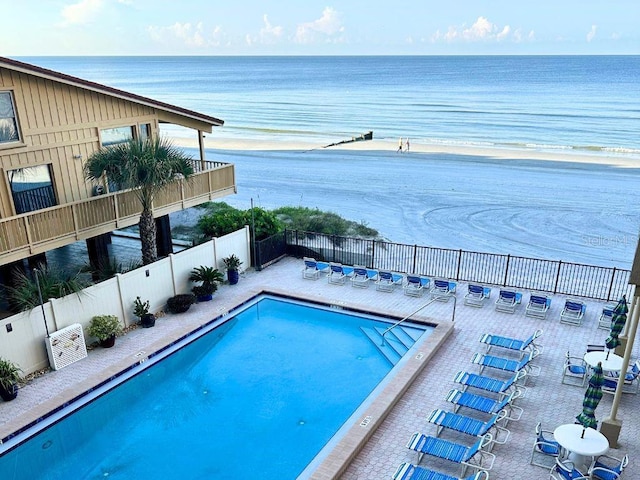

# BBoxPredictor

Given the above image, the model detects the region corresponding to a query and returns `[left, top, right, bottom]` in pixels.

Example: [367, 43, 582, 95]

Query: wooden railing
[0, 161, 235, 266]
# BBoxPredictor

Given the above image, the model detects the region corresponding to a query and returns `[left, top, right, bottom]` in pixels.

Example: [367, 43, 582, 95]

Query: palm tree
[84, 137, 193, 265]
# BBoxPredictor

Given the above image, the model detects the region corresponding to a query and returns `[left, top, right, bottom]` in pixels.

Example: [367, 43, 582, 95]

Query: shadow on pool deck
[1, 256, 638, 479]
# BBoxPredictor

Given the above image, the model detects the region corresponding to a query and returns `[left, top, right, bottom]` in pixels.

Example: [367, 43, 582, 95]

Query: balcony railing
[0, 161, 235, 266]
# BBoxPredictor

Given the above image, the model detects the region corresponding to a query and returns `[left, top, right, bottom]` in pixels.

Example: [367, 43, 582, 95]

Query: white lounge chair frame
[464, 284, 490, 307]
[525, 293, 550, 319]
[560, 299, 586, 326]
[495, 289, 521, 313]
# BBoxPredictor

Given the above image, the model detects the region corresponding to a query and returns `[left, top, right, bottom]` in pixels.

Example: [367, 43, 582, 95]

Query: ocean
[22, 55, 640, 155]
[19, 56, 640, 267]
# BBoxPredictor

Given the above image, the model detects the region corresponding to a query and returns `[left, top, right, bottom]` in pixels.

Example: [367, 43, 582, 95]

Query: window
[100, 126, 134, 147]
[139, 123, 151, 141]
[0, 91, 20, 144]
[7, 165, 56, 214]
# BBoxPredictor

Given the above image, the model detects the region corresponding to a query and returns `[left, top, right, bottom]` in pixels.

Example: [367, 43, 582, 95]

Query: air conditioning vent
[45, 323, 88, 370]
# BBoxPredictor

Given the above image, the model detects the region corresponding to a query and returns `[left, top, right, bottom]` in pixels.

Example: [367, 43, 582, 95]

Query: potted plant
[166, 293, 196, 314]
[189, 266, 223, 302]
[0, 357, 22, 401]
[88, 314, 123, 348]
[134, 297, 156, 328]
[223, 254, 243, 285]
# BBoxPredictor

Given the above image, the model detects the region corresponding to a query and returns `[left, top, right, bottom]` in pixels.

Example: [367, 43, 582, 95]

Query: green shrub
[197, 202, 282, 241]
[88, 315, 123, 341]
[7, 263, 88, 312]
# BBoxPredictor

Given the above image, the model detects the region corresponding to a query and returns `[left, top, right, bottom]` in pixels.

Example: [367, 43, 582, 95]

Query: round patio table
[554, 424, 609, 472]
[584, 351, 623, 372]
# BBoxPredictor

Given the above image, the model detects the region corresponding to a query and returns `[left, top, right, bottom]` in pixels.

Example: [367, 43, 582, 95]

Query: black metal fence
[255, 229, 633, 302]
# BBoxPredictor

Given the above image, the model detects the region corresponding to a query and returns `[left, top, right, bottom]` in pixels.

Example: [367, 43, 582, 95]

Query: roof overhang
[0, 56, 224, 132]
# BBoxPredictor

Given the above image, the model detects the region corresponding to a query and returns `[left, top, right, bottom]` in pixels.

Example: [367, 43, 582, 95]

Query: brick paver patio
[1, 256, 638, 479]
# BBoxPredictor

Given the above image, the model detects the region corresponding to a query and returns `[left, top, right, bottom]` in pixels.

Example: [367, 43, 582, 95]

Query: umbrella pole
[601, 292, 640, 447]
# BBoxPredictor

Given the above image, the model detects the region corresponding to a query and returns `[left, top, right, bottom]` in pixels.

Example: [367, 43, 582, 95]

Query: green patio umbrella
[576, 362, 604, 430]
[605, 296, 628, 352]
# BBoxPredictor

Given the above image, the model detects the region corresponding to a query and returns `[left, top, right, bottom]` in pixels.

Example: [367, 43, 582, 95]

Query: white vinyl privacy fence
[0, 227, 250, 375]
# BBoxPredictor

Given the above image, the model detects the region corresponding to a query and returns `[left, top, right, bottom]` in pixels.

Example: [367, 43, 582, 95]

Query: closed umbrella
[605, 296, 628, 354]
[576, 362, 604, 431]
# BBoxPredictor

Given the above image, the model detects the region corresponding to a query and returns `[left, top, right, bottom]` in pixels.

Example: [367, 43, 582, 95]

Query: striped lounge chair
[406, 432, 495, 477]
[471, 350, 541, 377]
[454, 369, 527, 397]
[446, 389, 523, 423]
[479, 329, 543, 356]
[392, 462, 490, 480]
[427, 408, 510, 444]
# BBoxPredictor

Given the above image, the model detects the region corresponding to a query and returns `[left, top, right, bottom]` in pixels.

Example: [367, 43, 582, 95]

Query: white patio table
[554, 424, 609, 472]
[584, 351, 623, 373]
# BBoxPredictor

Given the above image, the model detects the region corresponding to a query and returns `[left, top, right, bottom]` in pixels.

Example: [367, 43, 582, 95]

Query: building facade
[0, 56, 235, 283]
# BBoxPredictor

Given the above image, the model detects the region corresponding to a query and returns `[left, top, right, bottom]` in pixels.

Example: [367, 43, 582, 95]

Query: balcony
[0, 161, 235, 267]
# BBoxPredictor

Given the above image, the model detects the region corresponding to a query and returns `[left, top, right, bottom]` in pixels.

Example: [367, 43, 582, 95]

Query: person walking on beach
[397, 137, 403, 153]
[405, 138, 410, 152]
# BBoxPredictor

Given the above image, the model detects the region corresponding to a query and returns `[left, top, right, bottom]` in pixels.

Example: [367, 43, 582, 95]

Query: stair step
[375, 326, 414, 350]
[401, 325, 427, 342]
[360, 327, 402, 366]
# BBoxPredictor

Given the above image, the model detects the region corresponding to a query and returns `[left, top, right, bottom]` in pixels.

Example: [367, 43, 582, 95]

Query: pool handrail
[381, 298, 439, 346]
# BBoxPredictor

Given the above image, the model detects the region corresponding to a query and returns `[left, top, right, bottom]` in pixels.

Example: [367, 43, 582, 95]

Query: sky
[1, 0, 638, 56]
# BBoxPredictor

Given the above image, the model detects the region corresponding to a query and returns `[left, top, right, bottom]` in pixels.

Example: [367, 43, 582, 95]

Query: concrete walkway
[1, 256, 638, 479]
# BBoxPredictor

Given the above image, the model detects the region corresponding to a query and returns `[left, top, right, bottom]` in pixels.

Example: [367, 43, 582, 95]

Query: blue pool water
[0, 295, 430, 479]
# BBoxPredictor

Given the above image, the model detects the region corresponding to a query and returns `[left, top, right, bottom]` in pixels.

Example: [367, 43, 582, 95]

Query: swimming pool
[0, 294, 433, 479]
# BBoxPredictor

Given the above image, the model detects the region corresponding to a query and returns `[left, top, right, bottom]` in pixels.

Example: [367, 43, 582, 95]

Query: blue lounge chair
[479, 329, 543, 356]
[494, 289, 522, 313]
[301, 257, 329, 280]
[525, 294, 551, 319]
[464, 284, 491, 307]
[374, 270, 403, 292]
[404, 275, 426, 297]
[427, 408, 510, 444]
[350, 266, 371, 288]
[430, 277, 457, 302]
[559, 299, 586, 326]
[406, 432, 495, 476]
[445, 388, 523, 422]
[597, 304, 616, 330]
[454, 369, 527, 397]
[471, 350, 540, 377]
[392, 463, 489, 480]
[327, 263, 347, 285]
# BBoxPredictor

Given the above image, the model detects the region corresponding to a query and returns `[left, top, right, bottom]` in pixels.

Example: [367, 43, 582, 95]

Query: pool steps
[360, 325, 425, 366]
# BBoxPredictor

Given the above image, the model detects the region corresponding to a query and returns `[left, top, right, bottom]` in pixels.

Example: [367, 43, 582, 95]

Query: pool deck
[1, 256, 639, 479]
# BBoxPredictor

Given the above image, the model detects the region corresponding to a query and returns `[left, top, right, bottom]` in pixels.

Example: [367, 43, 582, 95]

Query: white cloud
[60, 0, 105, 26]
[587, 25, 597, 42]
[432, 16, 533, 44]
[294, 7, 345, 44]
[148, 22, 208, 48]
[246, 14, 284, 46]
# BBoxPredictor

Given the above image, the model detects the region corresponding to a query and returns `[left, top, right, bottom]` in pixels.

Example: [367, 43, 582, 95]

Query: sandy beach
[169, 134, 640, 269]
[172, 135, 640, 169]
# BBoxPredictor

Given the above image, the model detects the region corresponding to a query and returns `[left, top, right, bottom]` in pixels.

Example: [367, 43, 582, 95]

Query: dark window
[0, 92, 20, 144]
[139, 123, 151, 140]
[8, 165, 57, 214]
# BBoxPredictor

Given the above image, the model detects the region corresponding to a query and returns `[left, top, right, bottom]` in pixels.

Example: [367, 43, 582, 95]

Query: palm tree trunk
[139, 209, 157, 265]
